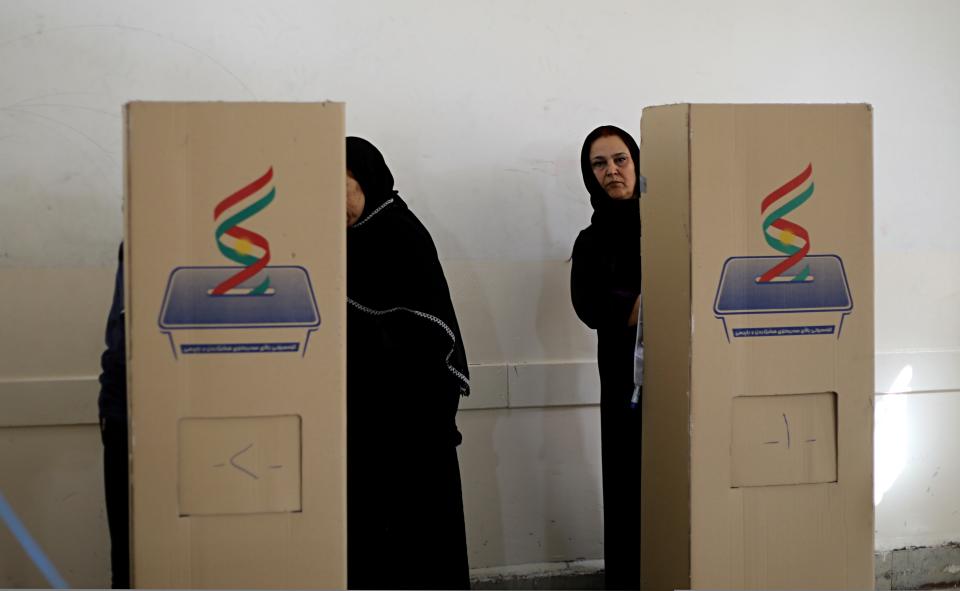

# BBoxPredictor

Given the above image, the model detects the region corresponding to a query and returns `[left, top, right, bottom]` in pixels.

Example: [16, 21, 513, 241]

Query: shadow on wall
[457, 413, 508, 569]
[405, 177, 504, 364]
[0, 24, 256, 268]
[0, 424, 109, 588]
[412, 194, 508, 569]
[535, 184, 603, 563]
[397, 139, 602, 568]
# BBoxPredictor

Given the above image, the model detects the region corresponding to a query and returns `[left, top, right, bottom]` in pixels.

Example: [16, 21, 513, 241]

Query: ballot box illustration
[712, 161, 854, 341]
[158, 166, 321, 358]
[640, 104, 873, 591]
[125, 102, 346, 589]
[159, 266, 321, 356]
[714, 255, 853, 339]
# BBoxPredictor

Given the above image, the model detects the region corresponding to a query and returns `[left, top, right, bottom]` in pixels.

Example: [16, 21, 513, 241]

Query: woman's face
[589, 135, 636, 199]
[346, 170, 366, 227]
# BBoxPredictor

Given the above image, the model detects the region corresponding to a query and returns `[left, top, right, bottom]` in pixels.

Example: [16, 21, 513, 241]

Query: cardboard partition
[125, 102, 346, 589]
[640, 104, 874, 590]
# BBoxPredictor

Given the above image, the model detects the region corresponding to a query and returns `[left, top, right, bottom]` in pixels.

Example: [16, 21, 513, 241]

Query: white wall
[1, 0, 959, 586]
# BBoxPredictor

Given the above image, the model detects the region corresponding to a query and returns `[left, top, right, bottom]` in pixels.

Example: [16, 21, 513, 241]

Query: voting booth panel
[640, 104, 874, 590]
[125, 102, 346, 588]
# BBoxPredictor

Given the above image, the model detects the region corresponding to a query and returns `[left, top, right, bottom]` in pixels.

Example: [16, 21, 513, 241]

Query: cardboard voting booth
[640, 104, 874, 590]
[124, 102, 346, 588]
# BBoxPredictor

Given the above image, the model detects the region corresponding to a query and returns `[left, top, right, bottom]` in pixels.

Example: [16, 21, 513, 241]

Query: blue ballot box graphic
[713, 162, 854, 341]
[713, 255, 853, 341]
[158, 265, 321, 358]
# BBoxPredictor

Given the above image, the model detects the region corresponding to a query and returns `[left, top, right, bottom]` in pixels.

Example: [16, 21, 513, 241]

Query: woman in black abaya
[570, 125, 643, 590]
[345, 136, 471, 590]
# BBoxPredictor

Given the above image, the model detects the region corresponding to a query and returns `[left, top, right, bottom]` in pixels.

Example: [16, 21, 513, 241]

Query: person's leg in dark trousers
[600, 391, 642, 590]
[101, 417, 129, 589]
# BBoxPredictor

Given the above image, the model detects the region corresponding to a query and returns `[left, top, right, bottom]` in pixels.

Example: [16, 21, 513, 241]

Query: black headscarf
[580, 125, 642, 233]
[345, 136, 470, 397]
[346, 136, 396, 224]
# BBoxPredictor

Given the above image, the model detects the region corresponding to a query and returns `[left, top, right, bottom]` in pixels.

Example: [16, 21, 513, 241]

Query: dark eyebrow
[592, 152, 629, 161]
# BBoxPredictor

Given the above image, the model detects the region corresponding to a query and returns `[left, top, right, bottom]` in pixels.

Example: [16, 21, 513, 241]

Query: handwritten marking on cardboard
[229, 443, 259, 480]
[762, 415, 816, 448]
[783, 413, 791, 448]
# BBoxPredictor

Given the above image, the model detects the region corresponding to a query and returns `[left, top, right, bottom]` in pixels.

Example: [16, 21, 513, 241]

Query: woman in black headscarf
[345, 136, 471, 590]
[570, 125, 642, 590]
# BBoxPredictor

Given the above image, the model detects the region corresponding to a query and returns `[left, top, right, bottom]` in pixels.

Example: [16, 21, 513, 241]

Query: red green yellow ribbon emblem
[212, 167, 275, 295]
[759, 163, 813, 283]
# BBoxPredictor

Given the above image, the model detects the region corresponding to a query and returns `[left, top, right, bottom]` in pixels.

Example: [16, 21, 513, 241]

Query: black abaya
[346, 137, 470, 590]
[570, 125, 643, 591]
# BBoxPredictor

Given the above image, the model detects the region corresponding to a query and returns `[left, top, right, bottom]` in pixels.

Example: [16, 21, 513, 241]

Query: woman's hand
[628, 294, 640, 327]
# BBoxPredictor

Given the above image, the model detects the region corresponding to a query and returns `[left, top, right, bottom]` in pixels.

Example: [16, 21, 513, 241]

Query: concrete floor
[470, 560, 604, 590]
[876, 544, 960, 590]
[469, 545, 960, 590]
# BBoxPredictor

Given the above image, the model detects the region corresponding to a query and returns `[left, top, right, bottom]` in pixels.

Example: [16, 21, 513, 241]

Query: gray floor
[471, 571, 604, 590]
[470, 545, 960, 590]
[470, 561, 604, 590]
[876, 543, 960, 590]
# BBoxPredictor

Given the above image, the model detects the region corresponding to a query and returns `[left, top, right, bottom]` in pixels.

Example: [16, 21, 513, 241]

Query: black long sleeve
[98, 244, 127, 420]
[570, 227, 638, 331]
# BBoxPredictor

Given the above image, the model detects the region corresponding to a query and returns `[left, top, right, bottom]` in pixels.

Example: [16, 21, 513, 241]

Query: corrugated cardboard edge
[639, 103, 693, 591]
[121, 102, 136, 584]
